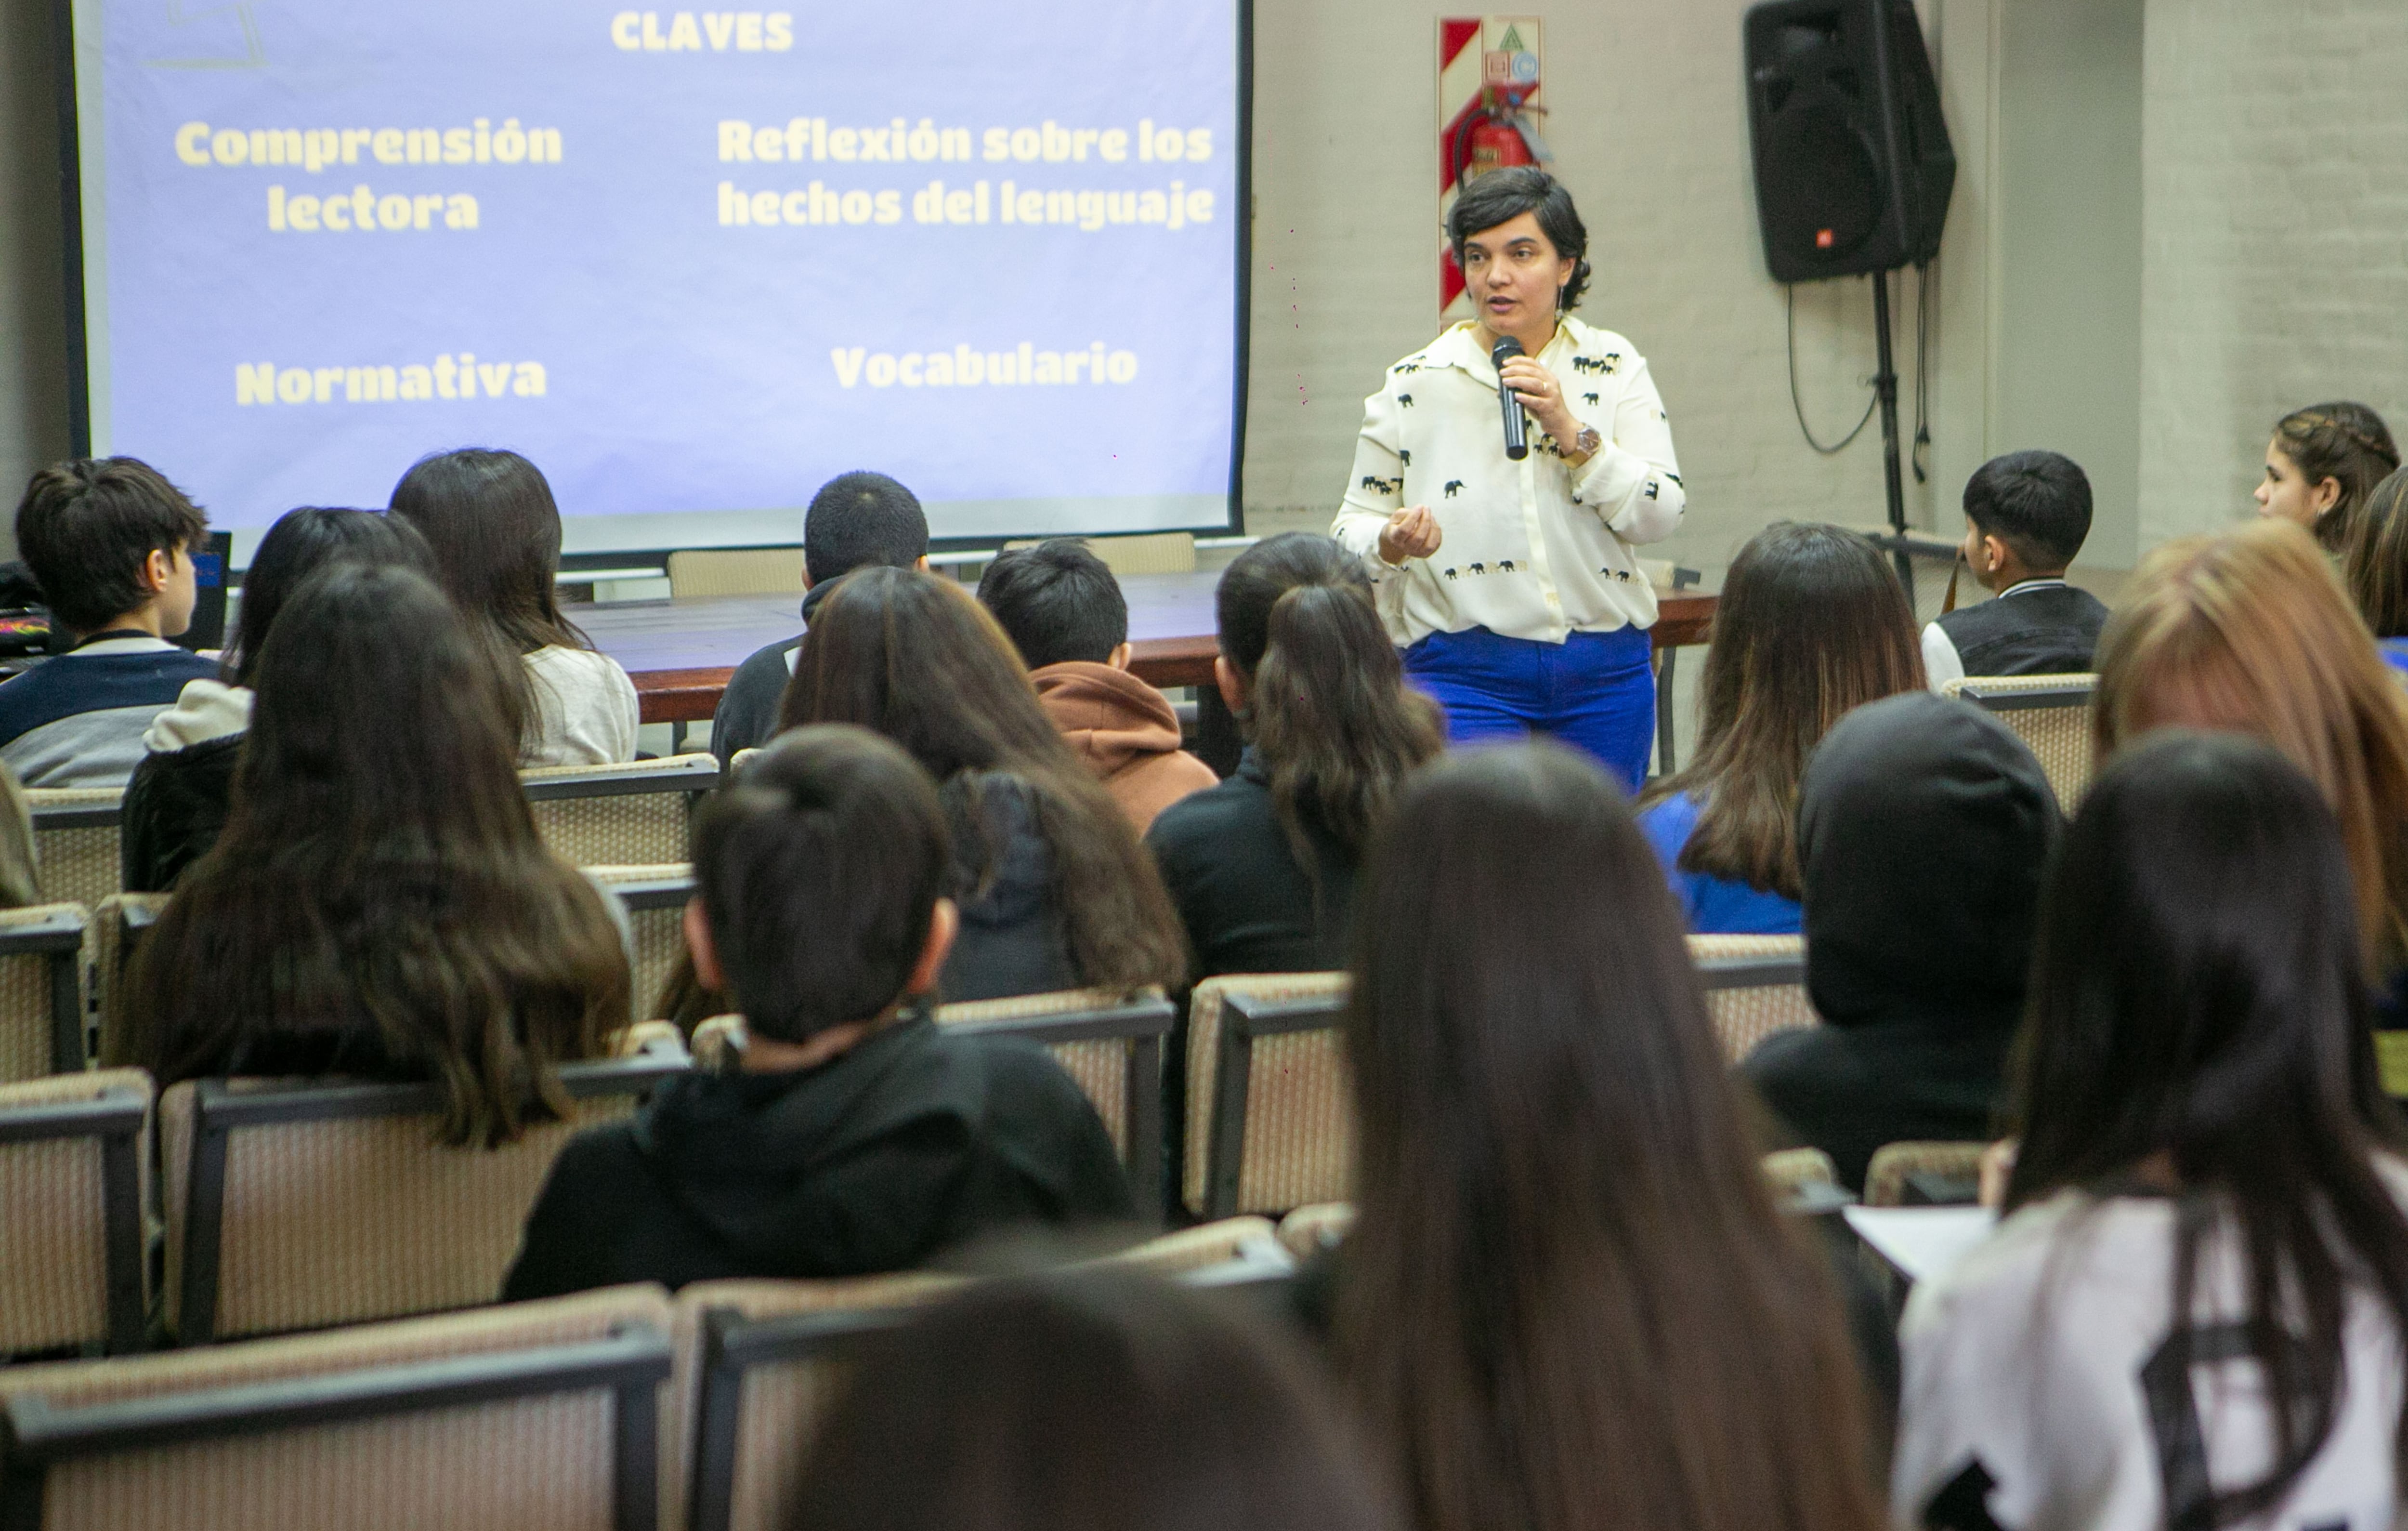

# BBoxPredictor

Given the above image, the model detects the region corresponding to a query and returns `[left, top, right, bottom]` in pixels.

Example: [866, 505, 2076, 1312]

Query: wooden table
[576, 575, 1717, 767]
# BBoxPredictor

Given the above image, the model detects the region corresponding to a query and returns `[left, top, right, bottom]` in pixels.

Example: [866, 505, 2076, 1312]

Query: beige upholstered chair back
[1863, 1140, 1989, 1207]
[0, 1069, 151, 1356]
[0, 903, 91, 1081]
[674, 1274, 957, 1531]
[25, 790, 122, 912]
[1762, 1147, 1841, 1199]
[1001, 531, 1196, 576]
[523, 755, 719, 867]
[583, 864, 696, 1021]
[87, 894, 168, 1071]
[1943, 673, 2096, 811]
[1182, 972, 1352, 1220]
[0, 1284, 673, 1531]
[935, 987, 1172, 1207]
[667, 547, 807, 599]
[1688, 934, 1819, 1062]
[158, 1055, 687, 1343]
[1274, 1201, 1356, 1262]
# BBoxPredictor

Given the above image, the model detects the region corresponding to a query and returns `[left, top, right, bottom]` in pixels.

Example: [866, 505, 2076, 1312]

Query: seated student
[1921, 450, 2113, 688]
[1337, 744, 1887, 1531]
[711, 470, 929, 767]
[779, 568, 1185, 1003]
[389, 449, 639, 766]
[1742, 691, 2059, 1192]
[2098, 518, 2408, 1022]
[2255, 399, 2400, 554]
[0, 458, 220, 787]
[2343, 463, 2408, 675]
[108, 565, 628, 1145]
[976, 538, 1217, 831]
[1636, 524, 1922, 935]
[1146, 534, 1444, 980]
[121, 507, 434, 891]
[1895, 733, 2408, 1531]
[795, 1272, 1397, 1531]
[502, 726, 1134, 1299]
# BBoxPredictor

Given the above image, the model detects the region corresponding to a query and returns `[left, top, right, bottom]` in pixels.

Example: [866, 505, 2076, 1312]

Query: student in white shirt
[1332, 168, 1683, 791]
[390, 449, 639, 766]
[1896, 731, 2408, 1531]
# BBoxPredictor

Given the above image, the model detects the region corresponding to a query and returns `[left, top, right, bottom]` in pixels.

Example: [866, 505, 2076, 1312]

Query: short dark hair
[1445, 167, 1591, 312]
[15, 457, 209, 634]
[975, 539, 1127, 668]
[1963, 450, 2093, 569]
[804, 472, 928, 587]
[692, 724, 951, 1043]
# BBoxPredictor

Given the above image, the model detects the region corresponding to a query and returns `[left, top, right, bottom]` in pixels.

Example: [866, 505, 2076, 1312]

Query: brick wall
[2138, 0, 2408, 546]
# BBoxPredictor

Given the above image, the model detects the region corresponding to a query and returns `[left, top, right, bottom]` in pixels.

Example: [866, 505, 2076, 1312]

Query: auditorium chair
[665, 547, 805, 599]
[1001, 530, 1195, 576]
[85, 894, 166, 1070]
[1099, 1215, 1279, 1277]
[1688, 933, 1819, 1062]
[584, 864, 697, 1022]
[935, 988, 1175, 1213]
[1181, 974, 1352, 1222]
[24, 789, 121, 913]
[0, 1069, 150, 1357]
[1762, 1147, 1848, 1213]
[1942, 673, 2097, 810]
[523, 755, 720, 868]
[1274, 1202, 1355, 1262]
[0, 1284, 674, 1531]
[673, 1273, 958, 1531]
[1863, 1140, 1988, 1207]
[0, 903, 91, 1081]
[158, 1052, 690, 1344]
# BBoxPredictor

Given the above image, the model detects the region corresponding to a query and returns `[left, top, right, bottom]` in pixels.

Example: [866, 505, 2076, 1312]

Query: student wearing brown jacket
[978, 539, 1217, 831]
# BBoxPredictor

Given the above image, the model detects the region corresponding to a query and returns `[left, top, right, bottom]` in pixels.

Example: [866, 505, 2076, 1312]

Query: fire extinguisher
[1450, 84, 1553, 190]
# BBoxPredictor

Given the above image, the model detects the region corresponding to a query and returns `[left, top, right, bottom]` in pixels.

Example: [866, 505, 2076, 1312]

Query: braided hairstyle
[2274, 402, 2401, 554]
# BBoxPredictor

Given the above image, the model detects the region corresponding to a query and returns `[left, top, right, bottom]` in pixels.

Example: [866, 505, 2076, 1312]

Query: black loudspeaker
[1744, 0, 1954, 282]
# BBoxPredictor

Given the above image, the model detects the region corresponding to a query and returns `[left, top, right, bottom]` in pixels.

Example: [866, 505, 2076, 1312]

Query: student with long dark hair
[390, 448, 639, 765]
[2344, 463, 2408, 675]
[1635, 524, 1922, 934]
[1338, 743, 1885, 1531]
[1742, 692, 2059, 1190]
[1896, 733, 2408, 1531]
[2255, 401, 2399, 554]
[122, 506, 435, 890]
[1146, 533, 1444, 979]
[777, 567, 1184, 1001]
[793, 1273, 1399, 1531]
[109, 566, 629, 1147]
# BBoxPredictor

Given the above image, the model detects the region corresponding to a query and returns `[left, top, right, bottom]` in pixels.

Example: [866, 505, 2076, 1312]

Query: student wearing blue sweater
[0, 459, 218, 788]
[1633, 524, 1924, 935]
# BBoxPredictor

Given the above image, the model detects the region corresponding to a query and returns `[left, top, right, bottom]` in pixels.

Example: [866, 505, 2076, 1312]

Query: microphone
[1492, 335, 1529, 460]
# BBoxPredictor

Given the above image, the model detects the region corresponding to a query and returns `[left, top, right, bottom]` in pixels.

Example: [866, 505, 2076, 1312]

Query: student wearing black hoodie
[1740, 691, 2060, 1192]
[501, 725, 1135, 1299]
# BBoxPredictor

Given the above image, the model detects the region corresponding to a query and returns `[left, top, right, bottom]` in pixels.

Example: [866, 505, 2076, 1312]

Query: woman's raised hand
[1499, 356, 1577, 443]
[1379, 504, 1443, 565]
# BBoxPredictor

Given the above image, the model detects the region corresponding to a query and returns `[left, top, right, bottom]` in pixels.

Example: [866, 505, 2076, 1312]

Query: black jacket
[121, 734, 242, 892]
[709, 580, 836, 768]
[1741, 692, 2060, 1190]
[1144, 748, 1358, 981]
[501, 1014, 1134, 1300]
[939, 771, 1080, 1002]
[1933, 581, 2110, 677]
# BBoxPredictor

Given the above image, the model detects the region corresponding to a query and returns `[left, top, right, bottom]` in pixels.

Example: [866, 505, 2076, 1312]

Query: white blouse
[1330, 316, 1685, 649]
[523, 645, 640, 766]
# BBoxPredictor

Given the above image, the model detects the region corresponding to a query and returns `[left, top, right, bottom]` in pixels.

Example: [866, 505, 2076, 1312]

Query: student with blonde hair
[2096, 516, 2408, 1004]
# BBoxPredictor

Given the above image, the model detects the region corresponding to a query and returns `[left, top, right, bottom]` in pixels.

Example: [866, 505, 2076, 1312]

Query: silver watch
[1566, 425, 1602, 461]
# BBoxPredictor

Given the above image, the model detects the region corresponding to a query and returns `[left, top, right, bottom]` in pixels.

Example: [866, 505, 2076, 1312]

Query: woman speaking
[1332, 167, 1683, 790]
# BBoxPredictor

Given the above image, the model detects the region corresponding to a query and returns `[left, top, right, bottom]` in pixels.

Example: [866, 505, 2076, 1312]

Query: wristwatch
[1563, 425, 1602, 464]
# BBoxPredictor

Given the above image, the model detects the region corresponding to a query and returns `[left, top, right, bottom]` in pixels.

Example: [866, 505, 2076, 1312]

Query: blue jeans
[1404, 624, 1656, 792]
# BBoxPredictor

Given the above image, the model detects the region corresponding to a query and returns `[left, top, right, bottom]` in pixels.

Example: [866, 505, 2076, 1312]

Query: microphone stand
[1871, 266, 1913, 606]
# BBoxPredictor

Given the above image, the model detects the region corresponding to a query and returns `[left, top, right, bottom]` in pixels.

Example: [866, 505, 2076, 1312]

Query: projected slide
[65, 1, 1245, 547]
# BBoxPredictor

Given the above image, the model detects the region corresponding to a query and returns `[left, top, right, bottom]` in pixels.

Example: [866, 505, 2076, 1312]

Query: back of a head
[793, 1272, 1396, 1531]
[1341, 742, 1881, 1531]
[1963, 450, 2093, 570]
[14, 457, 208, 634]
[976, 539, 1128, 669]
[2097, 517, 2408, 962]
[230, 508, 435, 686]
[1799, 691, 2059, 1029]
[1654, 522, 1922, 897]
[2345, 464, 2408, 639]
[1218, 533, 1442, 854]
[803, 471, 928, 587]
[692, 725, 950, 1043]
[2275, 401, 2400, 553]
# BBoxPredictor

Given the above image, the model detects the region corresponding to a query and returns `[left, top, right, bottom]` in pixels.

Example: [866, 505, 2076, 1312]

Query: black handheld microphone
[1492, 335, 1529, 460]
